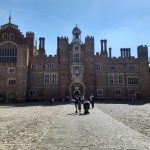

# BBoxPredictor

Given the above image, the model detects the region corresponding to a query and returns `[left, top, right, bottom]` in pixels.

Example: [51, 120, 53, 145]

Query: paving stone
[0, 103, 150, 150]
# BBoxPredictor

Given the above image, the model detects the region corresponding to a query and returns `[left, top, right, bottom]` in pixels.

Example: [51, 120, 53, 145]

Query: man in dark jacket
[90, 94, 94, 109]
[74, 95, 78, 113]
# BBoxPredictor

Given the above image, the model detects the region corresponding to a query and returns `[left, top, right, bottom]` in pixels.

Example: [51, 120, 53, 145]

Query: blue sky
[0, 0, 150, 58]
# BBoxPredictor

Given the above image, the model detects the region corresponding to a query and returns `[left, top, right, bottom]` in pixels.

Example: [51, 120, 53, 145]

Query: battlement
[48, 54, 55, 58]
[137, 45, 148, 60]
[45, 54, 57, 60]
[85, 36, 94, 40]
[112, 57, 117, 59]
[137, 45, 148, 49]
[108, 57, 117, 60]
[26, 31, 34, 37]
[57, 36, 68, 40]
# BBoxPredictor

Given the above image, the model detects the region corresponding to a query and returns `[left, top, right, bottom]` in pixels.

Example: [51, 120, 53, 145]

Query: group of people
[48, 97, 54, 105]
[74, 94, 95, 115]
[48, 94, 95, 115]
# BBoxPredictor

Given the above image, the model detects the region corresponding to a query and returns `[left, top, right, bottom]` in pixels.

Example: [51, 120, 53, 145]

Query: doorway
[69, 82, 85, 98]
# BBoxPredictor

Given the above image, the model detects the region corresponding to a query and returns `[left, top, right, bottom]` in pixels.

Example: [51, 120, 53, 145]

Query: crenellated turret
[85, 36, 94, 51]
[57, 36, 69, 64]
[26, 31, 34, 56]
[57, 36, 68, 53]
[137, 45, 148, 61]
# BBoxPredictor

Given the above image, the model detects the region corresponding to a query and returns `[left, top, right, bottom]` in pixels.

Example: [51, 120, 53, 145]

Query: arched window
[0, 43, 17, 63]
[2, 33, 8, 40]
[9, 33, 15, 40]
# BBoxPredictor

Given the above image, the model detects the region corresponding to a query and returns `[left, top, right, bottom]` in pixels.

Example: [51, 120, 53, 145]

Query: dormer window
[2, 33, 8, 40]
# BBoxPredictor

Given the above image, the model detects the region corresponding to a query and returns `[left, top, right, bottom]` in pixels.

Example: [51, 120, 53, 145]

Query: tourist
[83, 98, 90, 114]
[74, 95, 78, 113]
[90, 94, 95, 109]
[78, 96, 82, 115]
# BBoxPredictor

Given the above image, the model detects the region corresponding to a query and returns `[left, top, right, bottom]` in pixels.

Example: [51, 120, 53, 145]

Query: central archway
[69, 82, 85, 98]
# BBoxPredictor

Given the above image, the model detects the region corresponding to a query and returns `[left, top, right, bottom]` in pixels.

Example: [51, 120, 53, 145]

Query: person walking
[83, 98, 90, 114]
[81, 94, 85, 104]
[51, 97, 54, 105]
[74, 95, 78, 113]
[90, 94, 95, 109]
[48, 97, 52, 105]
[49, 96, 54, 106]
[77, 96, 82, 115]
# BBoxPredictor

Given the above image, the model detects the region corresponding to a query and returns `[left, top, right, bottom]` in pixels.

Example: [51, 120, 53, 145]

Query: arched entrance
[74, 90, 80, 96]
[69, 82, 85, 98]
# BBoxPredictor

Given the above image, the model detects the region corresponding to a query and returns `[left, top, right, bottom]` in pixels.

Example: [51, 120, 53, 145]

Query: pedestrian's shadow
[79, 113, 90, 116]
[67, 112, 90, 116]
[67, 113, 79, 116]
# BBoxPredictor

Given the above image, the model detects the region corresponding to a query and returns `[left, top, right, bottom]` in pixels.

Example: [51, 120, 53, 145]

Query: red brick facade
[0, 21, 150, 102]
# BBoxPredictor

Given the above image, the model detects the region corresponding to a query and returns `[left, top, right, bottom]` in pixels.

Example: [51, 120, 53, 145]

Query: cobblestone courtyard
[0, 102, 150, 150]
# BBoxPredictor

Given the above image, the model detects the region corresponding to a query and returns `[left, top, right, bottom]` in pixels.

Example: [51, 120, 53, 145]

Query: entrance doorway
[74, 90, 80, 96]
[69, 82, 85, 98]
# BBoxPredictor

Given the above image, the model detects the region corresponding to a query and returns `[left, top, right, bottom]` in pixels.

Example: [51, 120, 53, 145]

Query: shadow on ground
[67, 112, 90, 116]
[95, 99, 149, 106]
[0, 100, 71, 107]
[0, 98, 149, 107]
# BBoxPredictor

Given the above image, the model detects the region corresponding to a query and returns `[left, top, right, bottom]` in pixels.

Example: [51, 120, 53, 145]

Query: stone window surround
[7, 78, 16, 86]
[97, 89, 103, 96]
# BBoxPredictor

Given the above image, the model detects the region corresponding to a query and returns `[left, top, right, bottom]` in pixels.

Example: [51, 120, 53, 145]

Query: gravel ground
[97, 102, 150, 138]
[0, 102, 150, 150]
[0, 103, 63, 150]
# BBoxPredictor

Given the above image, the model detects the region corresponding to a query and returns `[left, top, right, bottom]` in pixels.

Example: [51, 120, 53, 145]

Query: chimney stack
[109, 47, 112, 58]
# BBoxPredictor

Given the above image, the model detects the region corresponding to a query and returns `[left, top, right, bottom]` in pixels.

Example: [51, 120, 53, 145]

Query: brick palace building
[0, 18, 150, 102]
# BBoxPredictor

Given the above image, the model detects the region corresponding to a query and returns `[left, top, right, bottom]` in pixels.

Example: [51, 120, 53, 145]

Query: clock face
[74, 45, 79, 51]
